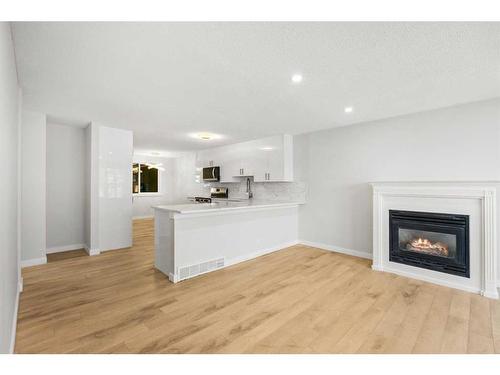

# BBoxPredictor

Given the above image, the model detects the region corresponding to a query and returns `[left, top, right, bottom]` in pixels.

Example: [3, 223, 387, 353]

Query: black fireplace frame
[389, 210, 470, 278]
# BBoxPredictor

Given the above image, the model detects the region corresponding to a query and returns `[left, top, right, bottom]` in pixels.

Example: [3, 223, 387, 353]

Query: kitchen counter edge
[153, 200, 304, 215]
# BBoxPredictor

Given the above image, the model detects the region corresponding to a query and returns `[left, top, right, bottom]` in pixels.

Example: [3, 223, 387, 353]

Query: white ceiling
[12, 22, 500, 152]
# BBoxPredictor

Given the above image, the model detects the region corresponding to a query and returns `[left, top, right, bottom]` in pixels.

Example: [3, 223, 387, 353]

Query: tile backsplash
[204, 179, 307, 202]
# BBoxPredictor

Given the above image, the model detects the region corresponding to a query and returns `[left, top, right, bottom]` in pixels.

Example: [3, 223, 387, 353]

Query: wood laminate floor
[47, 249, 87, 263]
[16, 219, 500, 353]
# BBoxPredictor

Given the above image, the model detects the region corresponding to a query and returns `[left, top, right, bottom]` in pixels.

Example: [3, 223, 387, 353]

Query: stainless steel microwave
[202, 166, 220, 181]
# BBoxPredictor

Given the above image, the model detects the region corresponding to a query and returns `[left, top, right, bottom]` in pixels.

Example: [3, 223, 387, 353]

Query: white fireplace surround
[371, 182, 498, 299]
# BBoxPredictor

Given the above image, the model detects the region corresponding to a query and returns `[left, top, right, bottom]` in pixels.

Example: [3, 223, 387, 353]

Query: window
[132, 162, 161, 194]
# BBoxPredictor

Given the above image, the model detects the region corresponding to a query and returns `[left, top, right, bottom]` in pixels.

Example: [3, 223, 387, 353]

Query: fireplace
[389, 210, 469, 278]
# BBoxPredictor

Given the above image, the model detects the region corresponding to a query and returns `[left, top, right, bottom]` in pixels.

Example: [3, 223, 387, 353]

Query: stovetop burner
[194, 196, 212, 203]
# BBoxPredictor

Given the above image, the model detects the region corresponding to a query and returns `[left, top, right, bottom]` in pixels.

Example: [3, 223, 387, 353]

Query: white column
[482, 189, 498, 299]
[371, 188, 383, 271]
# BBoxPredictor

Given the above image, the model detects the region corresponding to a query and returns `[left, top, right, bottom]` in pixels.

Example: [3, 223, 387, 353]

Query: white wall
[132, 155, 175, 218]
[297, 99, 500, 265]
[20, 110, 47, 265]
[0, 22, 20, 354]
[46, 122, 86, 251]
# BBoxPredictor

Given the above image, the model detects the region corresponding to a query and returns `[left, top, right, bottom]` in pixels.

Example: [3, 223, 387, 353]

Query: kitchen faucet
[246, 177, 253, 199]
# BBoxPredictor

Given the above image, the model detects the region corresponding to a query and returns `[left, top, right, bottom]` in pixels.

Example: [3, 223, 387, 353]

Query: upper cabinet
[196, 147, 222, 168]
[252, 135, 293, 182]
[196, 134, 293, 183]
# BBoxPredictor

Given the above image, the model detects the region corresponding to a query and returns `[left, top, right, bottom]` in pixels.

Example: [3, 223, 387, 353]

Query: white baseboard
[299, 240, 372, 260]
[46, 243, 86, 254]
[84, 245, 100, 256]
[133, 215, 154, 220]
[9, 278, 22, 353]
[482, 289, 500, 299]
[185, 240, 371, 278]
[21, 256, 47, 268]
[170, 240, 300, 283]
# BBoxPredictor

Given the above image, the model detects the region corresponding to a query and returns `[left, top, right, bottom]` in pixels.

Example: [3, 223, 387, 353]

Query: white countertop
[153, 199, 303, 214]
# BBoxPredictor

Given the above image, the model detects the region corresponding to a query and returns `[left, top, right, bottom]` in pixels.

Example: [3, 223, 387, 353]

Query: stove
[210, 187, 229, 199]
[190, 187, 229, 204]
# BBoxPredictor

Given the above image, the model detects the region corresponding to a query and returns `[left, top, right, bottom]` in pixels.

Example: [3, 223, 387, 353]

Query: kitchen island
[153, 200, 302, 282]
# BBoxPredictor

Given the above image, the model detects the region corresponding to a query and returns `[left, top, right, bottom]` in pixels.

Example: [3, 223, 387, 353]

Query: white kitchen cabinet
[97, 125, 133, 251]
[215, 141, 256, 181]
[229, 141, 258, 178]
[253, 135, 293, 182]
[196, 148, 220, 168]
[197, 134, 293, 183]
[219, 145, 238, 183]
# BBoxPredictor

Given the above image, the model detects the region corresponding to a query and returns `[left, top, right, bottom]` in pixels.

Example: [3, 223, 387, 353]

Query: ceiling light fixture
[189, 132, 223, 141]
[344, 106, 353, 113]
[291, 74, 303, 84]
[189, 132, 222, 141]
[199, 134, 212, 140]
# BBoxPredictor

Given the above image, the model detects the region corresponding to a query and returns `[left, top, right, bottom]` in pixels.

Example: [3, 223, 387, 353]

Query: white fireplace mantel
[371, 182, 498, 299]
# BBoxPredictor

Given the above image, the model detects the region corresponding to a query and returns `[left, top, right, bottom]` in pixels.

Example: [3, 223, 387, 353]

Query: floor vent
[178, 258, 225, 281]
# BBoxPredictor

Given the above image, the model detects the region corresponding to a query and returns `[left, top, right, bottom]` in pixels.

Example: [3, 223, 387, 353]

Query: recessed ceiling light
[291, 74, 303, 84]
[344, 106, 354, 113]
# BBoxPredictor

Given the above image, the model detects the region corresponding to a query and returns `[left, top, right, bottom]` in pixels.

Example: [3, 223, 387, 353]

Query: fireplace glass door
[389, 210, 469, 278]
[398, 228, 456, 258]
